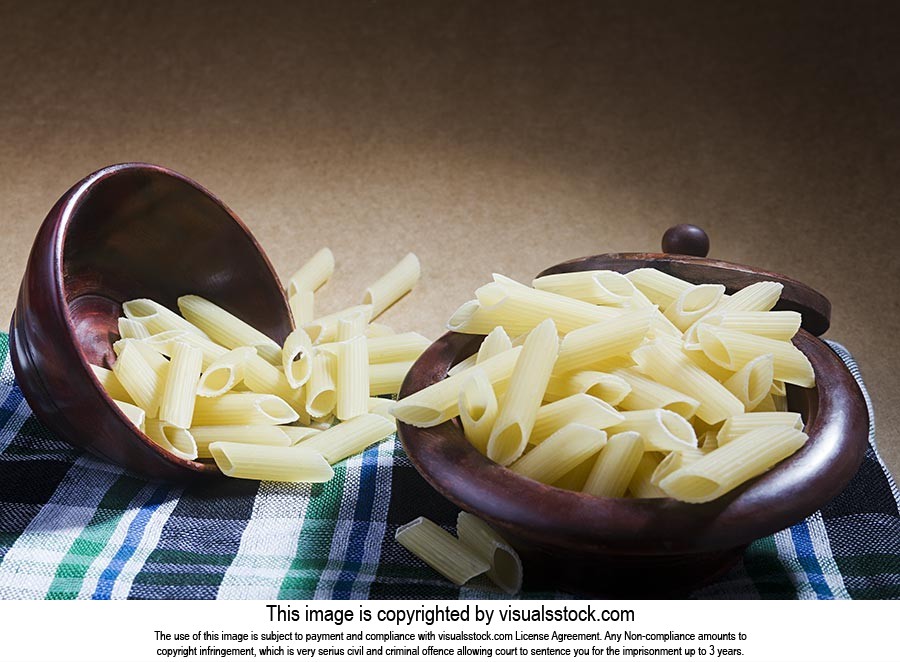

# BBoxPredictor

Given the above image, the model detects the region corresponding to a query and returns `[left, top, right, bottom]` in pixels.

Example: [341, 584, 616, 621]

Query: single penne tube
[123, 298, 210, 338]
[141, 329, 229, 369]
[446, 354, 478, 377]
[297, 413, 396, 464]
[369, 360, 415, 396]
[192, 393, 300, 426]
[144, 419, 198, 460]
[532, 270, 635, 306]
[631, 341, 744, 424]
[509, 423, 606, 484]
[395, 517, 489, 586]
[659, 426, 808, 503]
[582, 431, 644, 498]
[683, 346, 735, 382]
[209, 442, 334, 482]
[363, 253, 421, 319]
[607, 409, 698, 452]
[367, 397, 396, 421]
[306, 352, 337, 418]
[663, 284, 725, 331]
[458, 369, 499, 453]
[91, 364, 134, 403]
[650, 449, 704, 486]
[544, 371, 631, 407]
[158, 342, 203, 428]
[697, 325, 815, 387]
[287, 248, 335, 297]
[197, 347, 257, 398]
[487, 319, 559, 466]
[336, 335, 369, 420]
[456, 512, 523, 595]
[716, 412, 804, 445]
[190, 425, 292, 458]
[625, 268, 694, 307]
[554, 308, 653, 374]
[112, 340, 169, 417]
[752, 394, 778, 412]
[722, 354, 775, 411]
[696, 310, 801, 341]
[366, 332, 431, 364]
[277, 426, 322, 445]
[336, 310, 368, 341]
[391, 346, 522, 427]
[112, 400, 146, 432]
[243, 353, 304, 408]
[283, 328, 315, 388]
[717, 281, 783, 313]
[365, 322, 395, 338]
[477, 326, 513, 363]
[627, 452, 667, 498]
[177, 295, 282, 365]
[303, 304, 373, 345]
[289, 289, 315, 327]
[118, 317, 150, 340]
[613, 367, 700, 419]
[529, 393, 624, 445]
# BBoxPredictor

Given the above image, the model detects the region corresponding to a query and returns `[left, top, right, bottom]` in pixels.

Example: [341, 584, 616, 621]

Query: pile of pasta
[391, 269, 815, 504]
[90, 248, 431, 482]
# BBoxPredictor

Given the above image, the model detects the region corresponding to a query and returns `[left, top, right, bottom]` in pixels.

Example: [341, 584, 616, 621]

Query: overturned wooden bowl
[398, 226, 868, 596]
[10, 163, 292, 480]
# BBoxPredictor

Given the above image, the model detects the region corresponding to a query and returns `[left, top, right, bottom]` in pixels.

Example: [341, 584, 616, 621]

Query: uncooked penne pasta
[446, 327, 509, 378]
[395, 517, 489, 586]
[554, 308, 652, 374]
[336, 310, 368, 341]
[244, 353, 303, 412]
[145, 419, 198, 461]
[659, 426, 808, 503]
[446, 354, 477, 377]
[509, 424, 606, 484]
[487, 319, 559, 466]
[158, 342, 203, 428]
[363, 253, 421, 319]
[118, 317, 150, 340]
[552, 456, 597, 492]
[297, 413, 396, 464]
[303, 304, 373, 344]
[582, 431, 644, 498]
[289, 289, 315, 327]
[369, 360, 415, 396]
[663, 284, 725, 331]
[190, 425, 292, 458]
[391, 346, 522, 427]
[607, 409, 698, 452]
[456, 512, 523, 595]
[770, 379, 787, 396]
[367, 397, 396, 421]
[458, 369, 499, 453]
[123, 298, 210, 338]
[306, 352, 337, 418]
[286, 247, 335, 297]
[192, 393, 299, 426]
[717, 281, 783, 313]
[545, 371, 631, 407]
[336, 335, 369, 420]
[722, 354, 775, 411]
[278, 426, 323, 445]
[628, 452, 667, 498]
[365, 322, 395, 338]
[532, 270, 635, 306]
[91, 365, 134, 403]
[752, 394, 778, 412]
[716, 412, 803, 445]
[197, 347, 256, 398]
[625, 268, 693, 307]
[529, 394, 624, 445]
[141, 329, 229, 369]
[650, 449, 704, 486]
[283, 328, 315, 388]
[178, 295, 282, 365]
[697, 325, 814, 387]
[613, 367, 700, 419]
[701, 310, 801, 341]
[209, 442, 334, 482]
[700, 430, 719, 452]
[112, 340, 169, 418]
[366, 332, 431, 364]
[112, 400, 146, 432]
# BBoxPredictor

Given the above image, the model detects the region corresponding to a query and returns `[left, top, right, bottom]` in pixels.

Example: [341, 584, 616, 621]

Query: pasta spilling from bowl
[392, 268, 814, 504]
[90, 249, 429, 482]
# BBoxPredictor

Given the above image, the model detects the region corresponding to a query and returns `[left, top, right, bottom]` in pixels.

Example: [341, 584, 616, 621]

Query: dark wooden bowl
[10, 163, 292, 481]
[398, 226, 869, 596]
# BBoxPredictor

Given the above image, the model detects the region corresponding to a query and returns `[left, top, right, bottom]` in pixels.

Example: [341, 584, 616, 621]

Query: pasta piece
[716, 412, 804, 445]
[144, 419, 198, 460]
[752, 394, 778, 412]
[625, 268, 693, 307]
[286, 247, 335, 297]
[289, 289, 315, 327]
[177, 295, 282, 365]
[487, 319, 559, 466]
[192, 393, 300, 426]
[508, 424, 606, 484]
[456, 512, 522, 594]
[395, 517, 489, 586]
[112, 400, 146, 432]
[532, 270, 635, 306]
[367, 397, 396, 421]
[697, 311, 801, 341]
[631, 341, 744, 424]
[91, 364, 134, 403]
[112, 340, 169, 417]
[613, 367, 700, 419]
[297, 413, 396, 464]
[336, 310, 368, 341]
[369, 361, 415, 396]
[123, 298, 210, 338]
[722, 354, 775, 411]
[446, 354, 477, 377]
[544, 371, 631, 407]
[650, 448, 705, 485]
[554, 308, 652, 374]
[279, 426, 322, 444]
[244, 353, 304, 412]
[366, 332, 431, 364]
[363, 253, 421, 319]
[700, 430, 719, 452]
[683, 347, 734, 382]
[365, 322, 395, 338]
[770, 379, 787, 396]
[117, 317, 150, 340]
[477, 326, 513, 364]
[303, 304, 373, 344]
[697, 325, 815, 387]
[628, 452, 666, 498]
[717, 281, 783, 313]
[282, 328, 315, 388]
[190, 425, 292, 458]
[209, 442, 334, 482]
[391, 346, 522, 427]
[336, 335, 369, 420]
[659, 426, 808, 503]
[663, 284, 725, 331]
[529, 394, 624, 445]
[607, 409, 698, 452]
[582, 431, 644, 498]
[158, 343, 203, 428]
[197, 347, 256, 398]
[552, 456, 596, 492]
[458, 369, 499, 453]
[306, 352, 337, 418]
[140, 329, 229, 370]
[772, 394, 788, 411]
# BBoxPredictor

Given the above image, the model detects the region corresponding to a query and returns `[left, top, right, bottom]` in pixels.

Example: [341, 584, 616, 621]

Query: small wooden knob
[662, 224, 710, 257]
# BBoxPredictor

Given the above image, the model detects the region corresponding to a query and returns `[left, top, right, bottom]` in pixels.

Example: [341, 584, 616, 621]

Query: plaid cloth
[0, 333, 897, 600]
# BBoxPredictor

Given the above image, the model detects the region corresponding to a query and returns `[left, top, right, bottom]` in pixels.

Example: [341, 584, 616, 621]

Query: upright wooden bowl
[10, 163, 292, 481]
[398, 228, 868, 596]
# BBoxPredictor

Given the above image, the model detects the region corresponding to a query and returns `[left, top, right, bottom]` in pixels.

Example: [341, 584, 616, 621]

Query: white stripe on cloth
[805, 510, 851, 599]
[0, 455, 122, 599]
[771, 528, 815, 599]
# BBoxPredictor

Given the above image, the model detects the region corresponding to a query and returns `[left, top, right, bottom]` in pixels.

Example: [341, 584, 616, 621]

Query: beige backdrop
[0, 1, 897, 475]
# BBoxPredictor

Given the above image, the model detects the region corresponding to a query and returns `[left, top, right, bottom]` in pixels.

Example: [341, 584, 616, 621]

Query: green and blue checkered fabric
[0, 333, 897, 599]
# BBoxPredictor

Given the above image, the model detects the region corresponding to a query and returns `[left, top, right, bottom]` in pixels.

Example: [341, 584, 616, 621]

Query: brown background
[1, 1, 898, 475]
